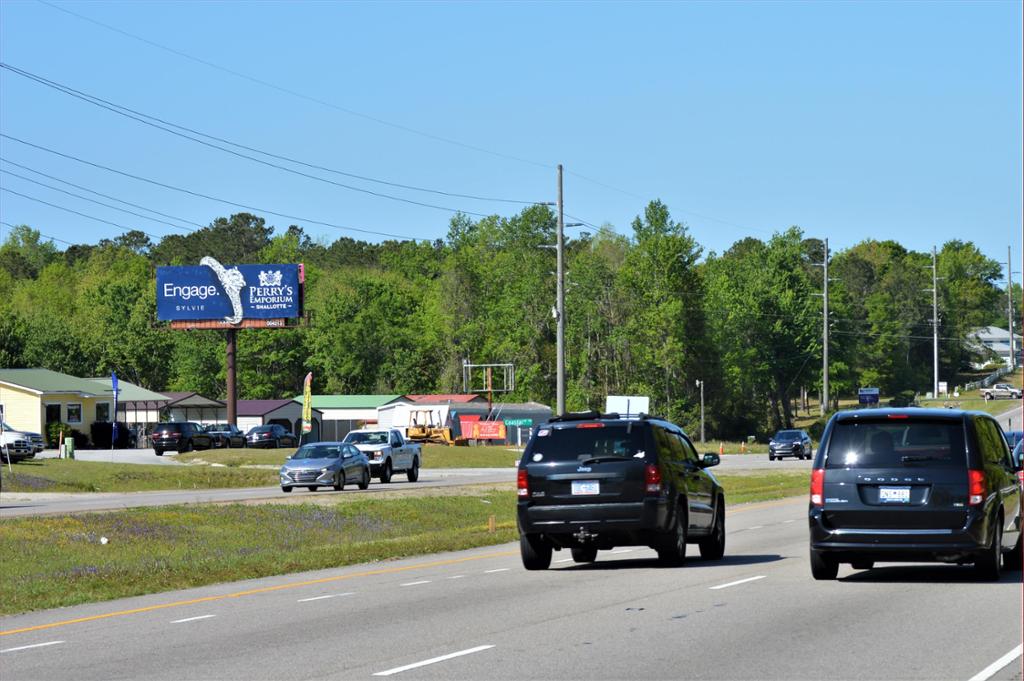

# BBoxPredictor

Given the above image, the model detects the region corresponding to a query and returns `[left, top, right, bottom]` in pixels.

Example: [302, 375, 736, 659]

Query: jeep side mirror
[702, 453, 720, 468]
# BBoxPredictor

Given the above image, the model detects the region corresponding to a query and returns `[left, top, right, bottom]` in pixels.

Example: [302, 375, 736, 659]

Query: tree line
[0, 202, 1017, 440]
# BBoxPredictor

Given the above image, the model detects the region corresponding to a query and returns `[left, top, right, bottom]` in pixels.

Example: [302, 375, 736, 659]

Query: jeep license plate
[571, 480, 600, 495]
[879, 486, 910, 503]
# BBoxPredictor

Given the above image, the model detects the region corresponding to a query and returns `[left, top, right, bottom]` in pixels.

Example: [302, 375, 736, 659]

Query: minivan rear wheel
[520, 533, 552, 570]
[974, 522, 1002, 581]
[1003, 532, 1023, 571]
[810, 549, 838, 580]
[571, 547, 598, 563]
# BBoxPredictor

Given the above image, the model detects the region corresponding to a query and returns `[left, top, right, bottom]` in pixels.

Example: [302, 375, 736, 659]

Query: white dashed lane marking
[710, 576, 765, 590]
[484, 568, 510, 574]
[748, 525, 763, 530]
[968, 644, 1023, 681]
[171, 615, 216, 624]
[373, 644, 495, 676]
[446, 575, 465, 580]
[1, 641, 64, 654]
[297, 592, 354, 603]
[610, 549, 634, 554]
[400, 581, 431, 587]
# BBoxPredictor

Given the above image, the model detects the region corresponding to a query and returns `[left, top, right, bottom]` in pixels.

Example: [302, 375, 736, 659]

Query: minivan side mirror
[702, 453, 720, 468]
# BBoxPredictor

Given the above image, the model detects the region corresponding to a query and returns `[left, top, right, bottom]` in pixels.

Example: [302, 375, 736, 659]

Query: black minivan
[808, 408, 1023, 580]
[517, 412, 726, 570]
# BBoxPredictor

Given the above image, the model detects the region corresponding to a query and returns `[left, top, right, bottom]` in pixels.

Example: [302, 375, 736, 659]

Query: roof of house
[405, 394, 486, 404]
[237, 399, 321, 417]
[971, 326, 1023, 342]
[289, 394, 403, 410]
[87, 377, 172, 403]
[159, 391, 226, 407]
[0, 368, 165, 402]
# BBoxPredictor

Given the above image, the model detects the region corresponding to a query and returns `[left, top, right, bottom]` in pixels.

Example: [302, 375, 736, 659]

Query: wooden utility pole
[556, 164, 565, 416]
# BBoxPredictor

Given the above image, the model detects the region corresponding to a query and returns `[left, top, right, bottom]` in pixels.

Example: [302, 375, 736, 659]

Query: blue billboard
[156, 259, 302, 322]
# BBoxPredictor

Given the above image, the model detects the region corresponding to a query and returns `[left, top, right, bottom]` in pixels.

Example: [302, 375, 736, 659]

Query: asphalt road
[2, 497, 1021, 681]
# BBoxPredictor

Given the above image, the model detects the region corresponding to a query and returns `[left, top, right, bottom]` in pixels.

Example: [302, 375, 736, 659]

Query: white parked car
[980, 383, 1022, 400]
[342, 428, 422, 483]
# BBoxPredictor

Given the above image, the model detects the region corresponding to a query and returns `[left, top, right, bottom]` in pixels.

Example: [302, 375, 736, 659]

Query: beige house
[0, 368, 167, 438]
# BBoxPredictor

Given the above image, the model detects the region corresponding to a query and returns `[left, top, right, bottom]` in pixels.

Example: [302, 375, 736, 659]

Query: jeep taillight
[967, 469, 985, 506]
[645, 464, 662, 494]
[517, 469, 529, 497]
[810, 468, 825, 506]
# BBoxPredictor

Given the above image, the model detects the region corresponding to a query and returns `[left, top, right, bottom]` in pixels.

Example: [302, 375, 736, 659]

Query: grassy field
[0, 459, 277, 493]
[0, 472, 808, 615]
[181, 444, 522, 468]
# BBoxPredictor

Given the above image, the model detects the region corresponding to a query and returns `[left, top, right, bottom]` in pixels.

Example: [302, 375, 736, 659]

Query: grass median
[0, 459, 277, 493]
[180, 444, 522, 468]
[0, 472, 809, 616]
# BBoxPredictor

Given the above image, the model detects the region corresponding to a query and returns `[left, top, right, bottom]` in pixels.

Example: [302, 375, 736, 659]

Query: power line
[0, 157, 206, 228]
[31, 2, 767, 235]
[0, 167, 194, 232]
[1, 63, 508, 219]
[1, 133, 440, 242]
[0, 62, 542, 208]
[0, 219, 77, 246]
[0, 186, 165, 240]
[35, 0, 554, 171]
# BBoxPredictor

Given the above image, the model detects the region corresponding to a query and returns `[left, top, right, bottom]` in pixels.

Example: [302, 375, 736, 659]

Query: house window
[67, 403, 83, 424]
[96, 402, 111, 423]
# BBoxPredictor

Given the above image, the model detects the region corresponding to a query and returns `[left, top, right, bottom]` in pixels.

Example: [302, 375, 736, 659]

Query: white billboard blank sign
[605, 395, 650, 416]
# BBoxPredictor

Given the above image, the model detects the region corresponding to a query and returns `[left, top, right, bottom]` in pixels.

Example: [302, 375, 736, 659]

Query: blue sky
[0, 0, 1020, 272]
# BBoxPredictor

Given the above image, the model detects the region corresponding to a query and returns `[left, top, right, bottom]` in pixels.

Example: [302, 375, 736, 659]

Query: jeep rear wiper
[579, 455, 628, 465]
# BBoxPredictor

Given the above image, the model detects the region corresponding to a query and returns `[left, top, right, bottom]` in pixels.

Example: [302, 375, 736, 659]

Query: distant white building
[968, 326, 1022, 369]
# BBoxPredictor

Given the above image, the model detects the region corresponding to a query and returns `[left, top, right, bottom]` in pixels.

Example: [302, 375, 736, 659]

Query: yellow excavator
[406, 409, 455, 446]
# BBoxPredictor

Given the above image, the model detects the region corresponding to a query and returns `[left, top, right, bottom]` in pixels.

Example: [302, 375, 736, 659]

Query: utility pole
[929, 246, 939, 398]
[1009, 246, 1016, 369]
[819, 238, 830, 416]
[695, 379, 705, 444]
[556, 164, 565, 416]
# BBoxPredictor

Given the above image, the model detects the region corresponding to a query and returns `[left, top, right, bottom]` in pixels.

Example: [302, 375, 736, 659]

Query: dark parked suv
[517, 412, 726, 570]
[808, 408, 1023, 580]
[152, 422, 211, 455]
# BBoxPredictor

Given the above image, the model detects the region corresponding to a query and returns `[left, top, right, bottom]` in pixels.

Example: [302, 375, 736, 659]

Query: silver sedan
[279, 442, 371, 493]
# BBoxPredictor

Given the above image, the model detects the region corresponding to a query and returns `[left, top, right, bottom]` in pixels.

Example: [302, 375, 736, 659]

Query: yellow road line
[0, 550, 517, 637]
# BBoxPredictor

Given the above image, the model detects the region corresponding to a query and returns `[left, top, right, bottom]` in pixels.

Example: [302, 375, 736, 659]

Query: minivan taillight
[967, 469, 985, 506]
[810, 469, 825, 506]
[517, 469, 529, 497]
[645, 464, 662, 494]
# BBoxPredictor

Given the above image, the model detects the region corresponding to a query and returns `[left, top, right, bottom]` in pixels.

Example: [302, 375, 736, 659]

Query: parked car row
[152, 422, 300, 455]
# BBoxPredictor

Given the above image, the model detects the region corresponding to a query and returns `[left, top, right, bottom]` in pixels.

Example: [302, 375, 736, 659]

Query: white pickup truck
[342, 428, 422, 483]
[980, 383, 1022, 400]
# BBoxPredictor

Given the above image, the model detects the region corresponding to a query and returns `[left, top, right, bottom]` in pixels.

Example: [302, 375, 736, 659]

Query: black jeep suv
[517, 412, 726, 570]
[808, 408, 1023, 580]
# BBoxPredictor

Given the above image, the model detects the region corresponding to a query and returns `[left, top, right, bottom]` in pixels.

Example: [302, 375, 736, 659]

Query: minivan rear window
[527, 424, 646, 462]
[825, 419, 965, 469]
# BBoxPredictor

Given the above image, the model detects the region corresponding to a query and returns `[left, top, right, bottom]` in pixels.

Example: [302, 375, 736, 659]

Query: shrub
[45, 422, 75, 447]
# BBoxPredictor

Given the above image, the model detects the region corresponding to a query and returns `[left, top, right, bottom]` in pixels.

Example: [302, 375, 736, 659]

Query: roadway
[1, 497, 1020, 681]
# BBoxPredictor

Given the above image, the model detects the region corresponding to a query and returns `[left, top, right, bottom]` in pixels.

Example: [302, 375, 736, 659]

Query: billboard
[157, 259, 302, 323]
[858, 387, 880, 405]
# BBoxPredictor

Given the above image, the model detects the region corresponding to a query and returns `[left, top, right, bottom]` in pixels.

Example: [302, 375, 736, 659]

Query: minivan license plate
[879, 486, 911, 503]
[572, 480, 600, 495]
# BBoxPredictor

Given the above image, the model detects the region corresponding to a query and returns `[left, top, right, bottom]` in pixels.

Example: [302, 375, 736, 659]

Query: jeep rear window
[825, 420, 966, 469]
[154, 424, 183, 433]
[527, 424, 646, 462]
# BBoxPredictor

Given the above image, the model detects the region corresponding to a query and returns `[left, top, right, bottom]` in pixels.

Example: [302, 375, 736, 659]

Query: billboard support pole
[226, 329, 237, 426]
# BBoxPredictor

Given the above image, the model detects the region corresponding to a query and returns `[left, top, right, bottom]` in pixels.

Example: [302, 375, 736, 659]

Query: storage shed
[237, 399, 323, 441]
[291, 394, 407, 441]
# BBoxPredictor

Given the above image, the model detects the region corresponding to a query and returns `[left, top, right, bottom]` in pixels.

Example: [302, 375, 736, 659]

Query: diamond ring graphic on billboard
[200, 256, 246, 324]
